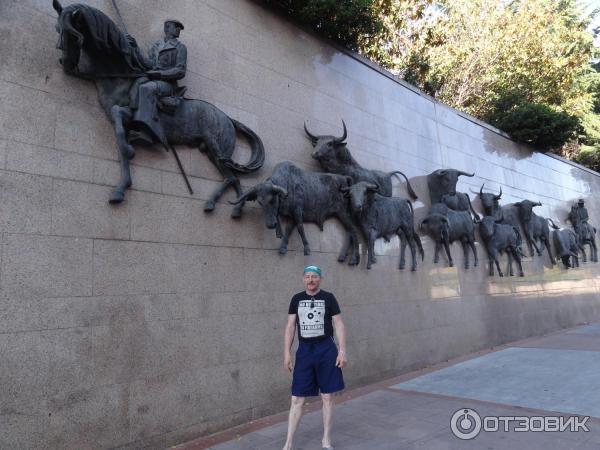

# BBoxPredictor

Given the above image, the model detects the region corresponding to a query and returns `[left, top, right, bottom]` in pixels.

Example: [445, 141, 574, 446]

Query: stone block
[0, 80, 56, 148]
[0, 170, 52, 234]
[6, 139, 94, 182]
[51, 179, 130, 239]
[53, 101, 116, 159]
[2, 234, 93, 298]
[46, 384, 131, 449]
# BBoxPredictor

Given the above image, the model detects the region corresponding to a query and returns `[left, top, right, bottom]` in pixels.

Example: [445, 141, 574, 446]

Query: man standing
[283, 265, 347, 450]
[126, 19, 187, 146]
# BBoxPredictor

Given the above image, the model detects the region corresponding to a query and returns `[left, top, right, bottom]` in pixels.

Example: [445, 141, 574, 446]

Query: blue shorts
[292, 337, 345, 397]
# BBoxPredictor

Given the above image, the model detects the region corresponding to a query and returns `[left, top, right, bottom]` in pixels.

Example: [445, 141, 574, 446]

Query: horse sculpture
[568, 204, 598, 263]
[52, 1, 264, 217]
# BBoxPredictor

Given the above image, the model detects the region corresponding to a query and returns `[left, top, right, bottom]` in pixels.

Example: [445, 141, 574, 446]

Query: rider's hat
[164, 19, 184, 30]
[578, 198, 585, 204]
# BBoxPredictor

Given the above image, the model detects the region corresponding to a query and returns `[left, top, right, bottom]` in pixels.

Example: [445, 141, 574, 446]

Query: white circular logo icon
[450, 408, 482, 440]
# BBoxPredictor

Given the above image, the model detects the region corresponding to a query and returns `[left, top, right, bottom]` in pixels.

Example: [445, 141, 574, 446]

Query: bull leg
[469, 238, 478, 267]
[279, 222, 296, 254]
[592, 239, 598, 262]
[405, 230, 418, 271]
[531, 239, 541, 256]
[514, 249, 524, 276]
[507, 250, 514, 276]
[335, 213, 360, 266]
[294, 214, 311, 255]
[434, 241, 441, 264]
[109, 105, 134, 204]
[367, 229, 377, 269]
[461, 240, 469, 269]
[443, 239, 453, 267]
[398, 229, 407, 270]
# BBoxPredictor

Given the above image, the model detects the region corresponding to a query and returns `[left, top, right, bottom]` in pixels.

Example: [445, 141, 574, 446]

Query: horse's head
[53, 0, 84, 74]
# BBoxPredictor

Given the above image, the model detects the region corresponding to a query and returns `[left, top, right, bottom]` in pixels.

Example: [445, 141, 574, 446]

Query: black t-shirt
[288, 289, 341, 342]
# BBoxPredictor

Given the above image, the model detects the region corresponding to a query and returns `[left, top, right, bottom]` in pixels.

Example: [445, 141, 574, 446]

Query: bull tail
[513, 226, 526, 257]
[547, 218, 560, 230]
[223, 119, 265, 174]
[390, 171, 418, 200]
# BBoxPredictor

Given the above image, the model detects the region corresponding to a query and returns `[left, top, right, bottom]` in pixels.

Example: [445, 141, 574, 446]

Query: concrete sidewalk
[173, 323, 600, 450]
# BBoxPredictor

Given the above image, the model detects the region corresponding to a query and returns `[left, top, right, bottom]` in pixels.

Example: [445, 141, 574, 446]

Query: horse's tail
[390, 171, 418, 200]
[222, 119, 265, 174]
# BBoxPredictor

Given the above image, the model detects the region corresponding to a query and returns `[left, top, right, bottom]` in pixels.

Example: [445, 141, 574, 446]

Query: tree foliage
[261, 0, 600, 168]
[489, 102, 581, 150]
[260, 0, 382, 51]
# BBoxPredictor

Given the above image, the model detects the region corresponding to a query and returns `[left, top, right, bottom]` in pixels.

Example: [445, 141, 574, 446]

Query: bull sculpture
[232, 162, 359, 265]
[514, 200, 557, 264]
[304, 121, 418, 199]
[553, 228, 580, 269]
[420, 200, 478, 269]
[342, 182, 423, 270]
[427, 169, 480, 220]
[479, 216, 525, 277]
[475, 184, 523, 247]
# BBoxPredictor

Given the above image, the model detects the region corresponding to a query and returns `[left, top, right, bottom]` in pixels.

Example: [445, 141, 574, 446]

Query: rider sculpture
[127, 19, 187, 147]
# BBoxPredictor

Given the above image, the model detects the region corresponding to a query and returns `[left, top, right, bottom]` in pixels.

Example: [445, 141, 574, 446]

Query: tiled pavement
[174, 323, 600, 450]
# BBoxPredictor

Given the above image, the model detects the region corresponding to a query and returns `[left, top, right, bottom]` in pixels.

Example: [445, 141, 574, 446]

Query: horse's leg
[109, 105, 134, 204]
[580, 244, 587, 263]
[201, 141, 236, 215]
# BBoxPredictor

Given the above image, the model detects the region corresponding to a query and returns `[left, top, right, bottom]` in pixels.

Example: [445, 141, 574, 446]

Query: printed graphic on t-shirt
[298, 299, 325, 338]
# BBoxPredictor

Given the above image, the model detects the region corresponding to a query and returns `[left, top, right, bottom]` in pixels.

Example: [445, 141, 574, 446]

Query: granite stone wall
[2, 0, 600, 448]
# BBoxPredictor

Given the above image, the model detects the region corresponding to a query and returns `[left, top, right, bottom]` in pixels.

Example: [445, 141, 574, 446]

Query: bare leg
[283, 396, 305, 450]
[321, 393, 335, 448]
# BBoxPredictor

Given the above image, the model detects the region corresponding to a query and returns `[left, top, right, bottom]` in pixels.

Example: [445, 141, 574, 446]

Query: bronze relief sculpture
[53, 1, 264, 218]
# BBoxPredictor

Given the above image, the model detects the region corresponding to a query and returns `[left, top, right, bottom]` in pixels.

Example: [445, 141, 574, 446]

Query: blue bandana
[303, 265, 322, 276]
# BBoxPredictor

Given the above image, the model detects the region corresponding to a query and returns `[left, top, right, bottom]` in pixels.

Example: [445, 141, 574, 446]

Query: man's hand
[336, 350, 347, 369]
[125, 34, 138, 48]
[284, 352, 293, 372]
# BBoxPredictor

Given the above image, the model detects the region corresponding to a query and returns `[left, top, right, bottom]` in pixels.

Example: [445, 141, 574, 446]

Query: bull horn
[457, 170, 475, 177]
[269, 184, 288, 198]
[333, 120, 347, 144]
[303, 121, 318, 144]
[470, 187, 480, 195]
[480, 183, 485, 196]
[494, 186, 502, 200]
[53, 0, 63, 14]
[229, 185, 259, 205]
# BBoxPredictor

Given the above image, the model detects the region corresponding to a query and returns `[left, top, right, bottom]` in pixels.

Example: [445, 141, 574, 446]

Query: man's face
[303, 272, 321, 292]
[164, 22, 181, 39]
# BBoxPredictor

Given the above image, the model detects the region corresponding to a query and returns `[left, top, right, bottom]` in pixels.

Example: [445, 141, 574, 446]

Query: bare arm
[332, 314, 347, 368]
[283, 314, 296, 372]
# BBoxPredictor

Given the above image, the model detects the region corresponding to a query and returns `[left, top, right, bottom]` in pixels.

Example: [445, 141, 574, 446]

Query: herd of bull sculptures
[232, 122, 598, 276]
[49, 2, 597, 277]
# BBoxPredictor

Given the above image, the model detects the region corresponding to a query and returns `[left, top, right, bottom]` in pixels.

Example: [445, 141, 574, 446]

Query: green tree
[261, 0, 382, 51]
